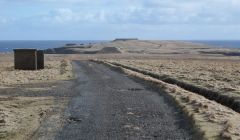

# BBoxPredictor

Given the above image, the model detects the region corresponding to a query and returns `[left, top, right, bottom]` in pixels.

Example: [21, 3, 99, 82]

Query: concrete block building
[14, 49, 44, 70]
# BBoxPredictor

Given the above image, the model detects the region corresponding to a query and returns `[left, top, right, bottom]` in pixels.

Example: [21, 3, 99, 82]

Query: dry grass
[0, 59, 72, 140]
[0, 96, 54, 140]
[108, 59, 240, 99]
[0, 95, 69, 140]
[0, 60, 73, 85]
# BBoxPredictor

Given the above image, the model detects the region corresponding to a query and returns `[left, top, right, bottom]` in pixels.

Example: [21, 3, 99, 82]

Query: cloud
[1, 0, 240, 25]
[13, 8, 106, 26]
[111, 0, 240, 25]
[41, 8, 106, 24]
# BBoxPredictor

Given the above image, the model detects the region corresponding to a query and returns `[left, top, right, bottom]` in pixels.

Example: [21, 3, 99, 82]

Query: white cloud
[1, 0, 240, 25]
[108, 0, 240, 25]
[37, 8, 106, 24]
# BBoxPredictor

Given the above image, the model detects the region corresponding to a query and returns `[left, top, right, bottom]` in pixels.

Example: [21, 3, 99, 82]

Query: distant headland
[113, 38, 138, 41]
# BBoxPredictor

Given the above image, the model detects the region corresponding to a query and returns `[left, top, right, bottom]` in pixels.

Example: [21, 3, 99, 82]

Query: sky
[0, 0, 240, 40]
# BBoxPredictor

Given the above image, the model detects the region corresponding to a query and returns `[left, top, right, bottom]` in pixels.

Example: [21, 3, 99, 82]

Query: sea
[0, 40, 239, 52]
[0, 40, 107, 52]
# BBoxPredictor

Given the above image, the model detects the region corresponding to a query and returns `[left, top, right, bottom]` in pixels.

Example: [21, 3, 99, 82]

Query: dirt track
[32, 61, 196, 140]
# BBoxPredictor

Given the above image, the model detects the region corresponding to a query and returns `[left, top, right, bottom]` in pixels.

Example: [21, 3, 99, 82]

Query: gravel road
[33, 61, 196, 140]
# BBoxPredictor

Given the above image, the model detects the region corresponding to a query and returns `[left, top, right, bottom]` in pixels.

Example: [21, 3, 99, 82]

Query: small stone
[133, 126, 140, 130]
[124, 124, 131, 128]
[127, 112, 134, 115]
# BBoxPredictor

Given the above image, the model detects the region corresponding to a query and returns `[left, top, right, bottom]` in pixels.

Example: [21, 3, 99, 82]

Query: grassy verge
[105, 60, 240, 113]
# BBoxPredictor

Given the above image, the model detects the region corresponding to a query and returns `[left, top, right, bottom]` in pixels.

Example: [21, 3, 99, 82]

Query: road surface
[33, 61, 195, 140]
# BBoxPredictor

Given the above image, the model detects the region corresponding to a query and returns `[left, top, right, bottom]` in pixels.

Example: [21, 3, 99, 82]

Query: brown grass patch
[0, 60, 73, 85]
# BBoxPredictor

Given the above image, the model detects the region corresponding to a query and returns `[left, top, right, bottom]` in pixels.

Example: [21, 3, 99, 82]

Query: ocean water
[189, 40, 240, 49]
[0, 40, 107, 52]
